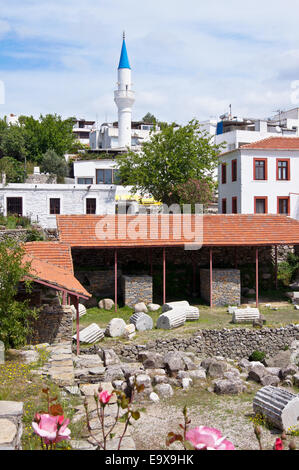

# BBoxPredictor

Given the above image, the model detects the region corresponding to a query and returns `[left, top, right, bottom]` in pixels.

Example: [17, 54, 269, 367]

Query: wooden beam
[163, 247, 166, 305]
[210, 248, 213, 307]
[256, 248, 259, 308]
[74, 295, 80, 356]
[115, 248, 118, 313]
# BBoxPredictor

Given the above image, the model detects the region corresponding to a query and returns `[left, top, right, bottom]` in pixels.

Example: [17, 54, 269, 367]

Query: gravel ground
[130, 385, 299, 451]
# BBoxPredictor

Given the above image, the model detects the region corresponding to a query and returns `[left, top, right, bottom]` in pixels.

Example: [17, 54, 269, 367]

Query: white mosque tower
[114, 32, 135, 148]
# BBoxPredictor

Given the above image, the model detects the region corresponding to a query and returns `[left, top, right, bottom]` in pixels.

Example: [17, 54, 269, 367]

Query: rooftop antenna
[123, 31, 125, 40]
[229, 104, 232, 119]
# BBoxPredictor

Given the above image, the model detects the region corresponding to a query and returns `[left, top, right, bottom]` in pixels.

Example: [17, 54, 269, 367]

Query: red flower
[98, 390, 113, 405]
[274, 438, 283, 450]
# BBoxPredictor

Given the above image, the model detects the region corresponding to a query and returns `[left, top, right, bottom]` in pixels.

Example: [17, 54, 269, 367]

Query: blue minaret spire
[118, 31, 131, 69]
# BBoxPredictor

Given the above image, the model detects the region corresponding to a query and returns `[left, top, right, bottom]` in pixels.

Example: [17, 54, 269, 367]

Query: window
[254, 159, 267, 180]
[86, 198, 96, 214]
[50, 198, 60, 215]
[277, 197, 290, 215]
[113, 170, 121, 184]
[277, 159, 290, 180]
[254, 197, 268, 214]
[221, 163, 227, 184]
[77, 178, 93, 184]
[7, 197, 23, 216]
[96, 169, 113, 184]
[222, 198, 227, 214]
[232, 159, 237, 182]
[232, 197, 237, 214]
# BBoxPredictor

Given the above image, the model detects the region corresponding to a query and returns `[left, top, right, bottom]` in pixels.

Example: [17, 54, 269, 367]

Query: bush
[0, 239, 38, 348]
[249, 350, 266, 362]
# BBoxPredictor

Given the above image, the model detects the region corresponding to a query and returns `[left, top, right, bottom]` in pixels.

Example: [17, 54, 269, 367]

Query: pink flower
[186, 426, 235, 450]
[32, 414, 71, 445]
[274, 438, 283, 450]
[98, 390, 113, 404]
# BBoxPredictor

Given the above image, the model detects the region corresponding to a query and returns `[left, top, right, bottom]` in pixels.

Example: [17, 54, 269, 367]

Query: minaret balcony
[114, 90, 135, 100]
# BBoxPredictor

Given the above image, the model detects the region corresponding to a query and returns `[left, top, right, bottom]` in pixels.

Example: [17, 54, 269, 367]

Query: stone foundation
[31, 305, 73, 345]
[200, 268, 241, 306]
[75, 269, 122, 304]
[121, 275, 153, 308]
[0, 401, 23, 450]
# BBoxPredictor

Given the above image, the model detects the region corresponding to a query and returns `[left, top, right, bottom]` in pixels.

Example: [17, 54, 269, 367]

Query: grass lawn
[75, 296, 299, 346]
[0, 349, 84, 450]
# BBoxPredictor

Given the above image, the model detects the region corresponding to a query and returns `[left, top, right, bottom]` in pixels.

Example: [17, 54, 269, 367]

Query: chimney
[1, 173, 6, 185]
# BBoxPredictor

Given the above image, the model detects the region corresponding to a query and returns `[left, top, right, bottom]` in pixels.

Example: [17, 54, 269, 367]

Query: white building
[0, 183, 116, 229]
[201, 107, 299, 153]
[218, 136, 299, 220]
[89, 121, 156, 150]
[72, 118, 95, 146]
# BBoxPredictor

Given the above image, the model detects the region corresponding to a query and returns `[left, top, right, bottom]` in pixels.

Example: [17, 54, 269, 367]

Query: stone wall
[31, 305, 73, 345]
[121, 275, 153, 307]
[200, 268, 241, 306]
[0, 401, 23, 450]
[111, 325, 299, 361]
[75, 269, 122, 299]
[0, 229, 30, 243]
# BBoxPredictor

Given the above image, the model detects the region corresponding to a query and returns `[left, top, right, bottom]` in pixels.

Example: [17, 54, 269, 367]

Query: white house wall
[218, 148, 299, 219]
[0, 184, 116, 229]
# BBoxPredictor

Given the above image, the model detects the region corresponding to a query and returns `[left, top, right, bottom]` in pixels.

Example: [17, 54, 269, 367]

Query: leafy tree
[116, 119, 222, 205]
[40, 149, 67, 182]
[19, 114, 76, 162]
[0, 156, 25, 183]
[142, 112, 157, 124]
[0, 239, 38, 348]
[0, 124, 26, 161]
[176, 178, 214, 208]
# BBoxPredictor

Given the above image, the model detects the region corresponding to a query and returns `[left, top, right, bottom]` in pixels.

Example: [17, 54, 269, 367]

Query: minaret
[114, 32, 135, 148]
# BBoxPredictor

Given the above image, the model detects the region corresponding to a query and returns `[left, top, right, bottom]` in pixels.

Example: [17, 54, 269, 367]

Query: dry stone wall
[200, 269, 241, 306]
[31, 305, 73, 344]
[121, 275, 153, 307]
[111, 325, 299, 361]
[0, 401, 23, 450]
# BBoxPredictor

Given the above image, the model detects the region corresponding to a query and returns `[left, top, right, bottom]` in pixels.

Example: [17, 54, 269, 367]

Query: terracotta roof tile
[24, 242, 74, 273]
[23, 254, 90, 298]
[56, 214, 299, 247]
[240, 137, 299, 150]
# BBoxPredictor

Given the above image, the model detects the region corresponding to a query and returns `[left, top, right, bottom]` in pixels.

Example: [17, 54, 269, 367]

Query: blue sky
[1, 0, 299, 123]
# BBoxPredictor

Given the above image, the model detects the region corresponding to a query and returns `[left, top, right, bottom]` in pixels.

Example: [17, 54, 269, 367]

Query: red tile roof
[23, 254, 90, 298]
[240, 137, 299, 150]
[56, 214, 299, 247]
[24, 242, 74, 273]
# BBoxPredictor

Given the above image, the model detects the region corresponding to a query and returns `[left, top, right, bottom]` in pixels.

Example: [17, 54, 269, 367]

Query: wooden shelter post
[210, 248, 213, 307]
[256, 248, 259, 308]
[114, 249, 118, 313]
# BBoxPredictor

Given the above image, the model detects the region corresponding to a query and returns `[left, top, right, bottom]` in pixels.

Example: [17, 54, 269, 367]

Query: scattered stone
[149, 392, 160, 403]
[260, 375, 280, 387]
[293, 374, 299, 386]
[213, 378, 245, 395]
[98, 298, 114, 310]
[162, 301, 190, 313]
[155, 383, 174, 398]
[129, 312, 153, 331]
[101, 349, 120, 367]
[134, 302, 148, 313]
[232, 307, 260, 324]
[163, 352, 185, 374]
[279, 365, 298, 380]
[104, 365, 125, 382]
[248, 363, 267, 383]
[264, 350, 292, 368]
[253, 385, 299, 431]
[71, 440, 97, 450]
[204, 359, 228, 378]
[181, 378, 192, 390]
[138, 351, 164, 369]
[73, 324, 104, 344]
[157, 309, 186, 330]
[71, 303, 87, 319]
[147, 304, 160, 312]
[189, 369, 207, 380]
[105, 318, 126, 338]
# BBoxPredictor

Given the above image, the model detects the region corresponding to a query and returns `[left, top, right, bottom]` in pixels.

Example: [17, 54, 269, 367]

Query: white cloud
[0, 0, 299, 122]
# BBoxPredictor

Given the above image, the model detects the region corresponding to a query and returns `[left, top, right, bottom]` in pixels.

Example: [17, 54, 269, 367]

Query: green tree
[19, 114, 76, 162]
[0, 156, 25, 183]
[0, 124, 26, 161]
[116, 119, 222, 205]
[176, 178, 215, 208]
[0, 239, 37, 348]
[40, 149, 67, 183]
[142, 112, 157, 124]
